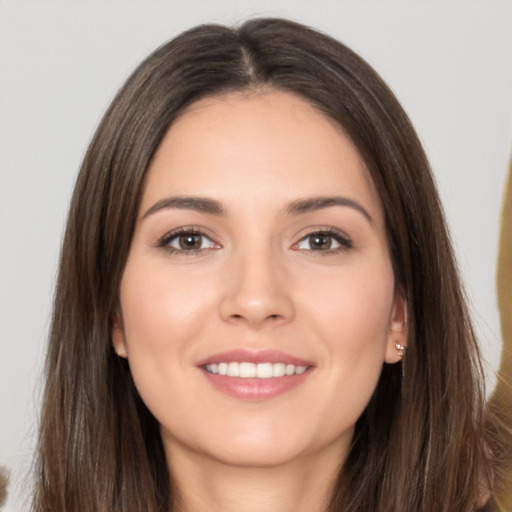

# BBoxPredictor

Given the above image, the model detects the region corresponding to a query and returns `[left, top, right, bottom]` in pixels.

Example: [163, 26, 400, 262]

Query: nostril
[228, 312, 283, 325]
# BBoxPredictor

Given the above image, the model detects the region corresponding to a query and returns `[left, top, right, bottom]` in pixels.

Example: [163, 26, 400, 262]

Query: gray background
[1, 1, 511, 510]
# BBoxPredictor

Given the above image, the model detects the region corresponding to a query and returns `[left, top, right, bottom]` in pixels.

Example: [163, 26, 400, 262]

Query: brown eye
[178, 233, 203, 250]
[308, 234, 332, 250]
[294, 229, 352, 253]
[297, 233, 338, 251]
[159, 229, 217, 253]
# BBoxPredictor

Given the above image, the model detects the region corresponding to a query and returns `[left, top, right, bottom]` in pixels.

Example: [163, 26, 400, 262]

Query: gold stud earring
[395, 343, 406, 358]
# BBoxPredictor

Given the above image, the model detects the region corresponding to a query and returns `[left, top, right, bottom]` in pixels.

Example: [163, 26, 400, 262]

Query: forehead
[142, 90, 383, 222]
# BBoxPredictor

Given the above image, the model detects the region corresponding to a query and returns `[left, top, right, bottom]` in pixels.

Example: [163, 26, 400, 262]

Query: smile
[198, 350, 314, 400]
[204, 362, 309, 378]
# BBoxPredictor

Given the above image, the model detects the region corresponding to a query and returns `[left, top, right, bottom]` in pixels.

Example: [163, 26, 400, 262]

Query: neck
[167, 443, 344, 512]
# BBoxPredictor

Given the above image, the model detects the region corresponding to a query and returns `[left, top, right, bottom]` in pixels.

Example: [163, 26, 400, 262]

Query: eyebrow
[141, 195, 372, 223]
[284, 196, 373, 223]
[142, 196, 225, 219]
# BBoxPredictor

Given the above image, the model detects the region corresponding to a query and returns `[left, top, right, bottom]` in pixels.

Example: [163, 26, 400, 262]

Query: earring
[115, 347, 127, 358]
[395, 343, 406, 358]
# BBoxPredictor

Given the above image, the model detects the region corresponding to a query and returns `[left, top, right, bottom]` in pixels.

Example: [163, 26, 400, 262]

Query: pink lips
[197, 349, 314, 400]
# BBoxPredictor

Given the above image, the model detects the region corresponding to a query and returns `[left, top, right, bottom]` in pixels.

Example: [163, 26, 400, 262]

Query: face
[112, 91, 407, 470]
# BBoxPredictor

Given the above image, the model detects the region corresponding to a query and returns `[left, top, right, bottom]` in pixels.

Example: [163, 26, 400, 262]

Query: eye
[158, 228, 219, 254]
[294, 229, 352, 253]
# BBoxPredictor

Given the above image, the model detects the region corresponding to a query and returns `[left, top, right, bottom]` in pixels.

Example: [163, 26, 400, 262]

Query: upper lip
[196, 349, 314, 367]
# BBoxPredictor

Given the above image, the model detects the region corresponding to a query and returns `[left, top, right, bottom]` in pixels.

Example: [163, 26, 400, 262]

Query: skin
[112, 90, 407, 512]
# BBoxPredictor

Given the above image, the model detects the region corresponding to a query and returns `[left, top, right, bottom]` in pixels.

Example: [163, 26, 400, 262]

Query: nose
[219, 249, 295, 329]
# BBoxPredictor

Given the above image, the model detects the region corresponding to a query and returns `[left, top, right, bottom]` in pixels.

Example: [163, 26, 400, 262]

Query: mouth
[197, 349, 314, 400]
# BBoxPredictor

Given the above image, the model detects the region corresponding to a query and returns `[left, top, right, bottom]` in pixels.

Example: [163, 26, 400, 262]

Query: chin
[162, 413, 353, 470]
[205, 438, 312, 469]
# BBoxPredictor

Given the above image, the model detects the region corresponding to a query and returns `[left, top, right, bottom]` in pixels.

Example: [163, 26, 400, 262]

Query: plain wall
[1, 1, 511, 510]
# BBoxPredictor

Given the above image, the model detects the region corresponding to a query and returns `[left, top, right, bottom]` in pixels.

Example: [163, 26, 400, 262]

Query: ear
[111, 313, 128, 358]
[384, 291, 408, 364]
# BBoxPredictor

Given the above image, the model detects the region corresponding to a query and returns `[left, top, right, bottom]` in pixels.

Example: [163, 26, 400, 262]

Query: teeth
[256, 362, 273, 378]
[273, 363, 286, 377]
[227, 362, 239, 377]
[239, 362, 256, 378]
[205, 362, 308, 378]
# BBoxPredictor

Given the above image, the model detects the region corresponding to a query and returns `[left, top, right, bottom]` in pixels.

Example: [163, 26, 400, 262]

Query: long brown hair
[33, 18, 501, 511]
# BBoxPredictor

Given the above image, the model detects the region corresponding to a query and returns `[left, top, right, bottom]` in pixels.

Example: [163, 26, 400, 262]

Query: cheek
[117, 259, 218, 405]
[307, 263, 395, 348]
[120, 260, 214, 349]
[304, 265, 395, 404]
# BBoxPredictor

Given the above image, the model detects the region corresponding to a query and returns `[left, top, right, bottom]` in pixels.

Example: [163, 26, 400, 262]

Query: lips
[197, 349, 314, 400]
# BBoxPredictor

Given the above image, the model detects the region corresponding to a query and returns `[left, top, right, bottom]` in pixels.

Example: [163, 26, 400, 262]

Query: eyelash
[156, 227, 353, 256]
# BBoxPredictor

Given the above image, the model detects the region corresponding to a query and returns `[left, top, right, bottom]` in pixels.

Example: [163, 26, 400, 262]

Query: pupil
[310, 234, 331, 250]
[179, 234, 201, 250]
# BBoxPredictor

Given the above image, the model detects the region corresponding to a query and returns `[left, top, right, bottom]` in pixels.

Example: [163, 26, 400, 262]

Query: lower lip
[200, 368, 312, 400]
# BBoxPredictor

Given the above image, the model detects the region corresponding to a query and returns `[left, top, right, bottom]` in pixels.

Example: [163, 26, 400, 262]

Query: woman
[33, 18, 506, 511]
